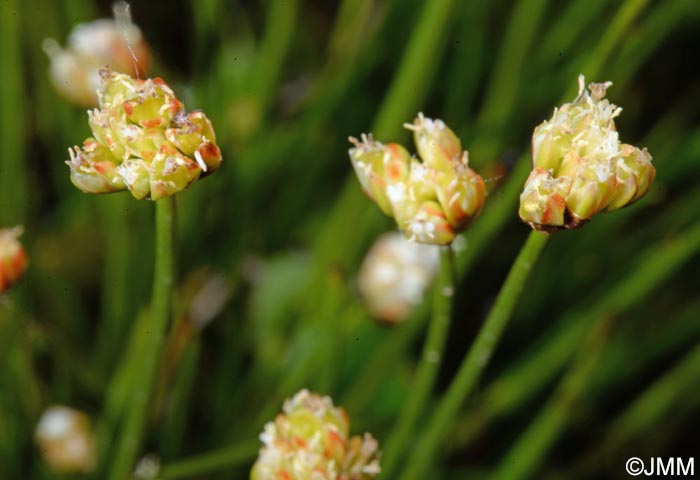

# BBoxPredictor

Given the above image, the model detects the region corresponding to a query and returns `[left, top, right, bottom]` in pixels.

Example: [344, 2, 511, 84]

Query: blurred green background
[1, 0, 699, 478]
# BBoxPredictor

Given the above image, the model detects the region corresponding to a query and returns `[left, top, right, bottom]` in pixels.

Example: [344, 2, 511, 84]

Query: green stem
[96, 195, 133, 369]
[493, 315, 611, 480]
[398, 231, 549, 480]
[578, 0, 650, 84]
[342, 299, 429, 413]
[251, 0, 299, 120]
[473, 0, 549, 164]
[0, 0, 28, 225]
[108, 197, 175, 480]
[381, 246, 456, 478]
[586, 339, 700, 466]
[453, 203, 700, 449]
[159, 439, 259, 479]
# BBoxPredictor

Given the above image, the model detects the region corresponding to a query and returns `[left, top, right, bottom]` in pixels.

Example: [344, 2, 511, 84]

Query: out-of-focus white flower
[358, 232, 439, 323]
[35, 406, 96, 473]
[43, 1, 151, 107]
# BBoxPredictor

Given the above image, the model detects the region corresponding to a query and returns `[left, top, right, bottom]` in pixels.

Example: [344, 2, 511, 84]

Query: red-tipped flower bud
[0, 226, 28, 294]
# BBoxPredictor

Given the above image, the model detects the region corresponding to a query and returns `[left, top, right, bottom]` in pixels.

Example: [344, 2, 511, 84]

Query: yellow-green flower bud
[0, 226, 28, 294]
[251, 389, 381, 480]
[349, 135, 411, 215]
[405, 112, 462, 172]
[606, 144, 655, 211]
[349, 114, 486, 245]
[35, 406, 97, 474]
[519, 168, 570, 228]
[520, 75, 655, 232]
[67, 69, 222, 200]
[358, 232, 439, 323]
[43, 1, 151, 107]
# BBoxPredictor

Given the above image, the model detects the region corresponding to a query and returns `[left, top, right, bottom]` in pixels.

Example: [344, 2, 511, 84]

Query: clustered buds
[0, 226, 28, 294]
[43, 1, 151, 107]
[520, 75, 655, 232]
[251, 389, 381, 480]
[35, 406, 97, 474]
[67, 69, 222, 200]
[358, 232, 439, 323]
[349, 113, 486, 245]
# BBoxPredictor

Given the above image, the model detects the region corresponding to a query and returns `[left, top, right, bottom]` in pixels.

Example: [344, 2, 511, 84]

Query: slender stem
[342, 299, 429, 412]
[108, 197, 175, 480]
[0, 0, 28, 225]
[381, 246, 456, 478]
[493, 314, 611, 480]
[473, 0, 549, 164]
[96, 195, 133, 369]
[159, 439, 260, 479]
[251, 0, 299, 120]
[453, 212, 700, 448]
[398, 231, 549, 480]
[583, 340, 700, 470]
[578, 0, 650, 85]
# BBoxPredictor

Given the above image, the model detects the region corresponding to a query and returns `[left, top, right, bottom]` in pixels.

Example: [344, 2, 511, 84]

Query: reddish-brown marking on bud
[159, 143, 178, 155]
[141, 118, 162, 128]
[387, 162, 402, 180]
[424, 206, 447, 219]
[292, 436, 307, 449]
[325, 429, 344, 455]
[198, 143, 221, 163]
[277, 470, 292, 480]
[93, 162, 110, 174]
[170, 99, 184, 114]
[122, 101, 134, 116]
[541, 194, 566, 224]
[436, 222, 453, 233]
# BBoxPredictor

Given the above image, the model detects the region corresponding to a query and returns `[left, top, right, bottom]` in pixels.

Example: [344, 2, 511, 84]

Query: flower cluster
[67, 69, 222, 200]
[349, 114, 485, 245]
[251, 389, 381, 480]
[0, 226, 27, 294]
[35, 406, 97, 474]
[43, 1, 151, 107]
[520, 75, 655, 232]
[358, 232, 439, 323]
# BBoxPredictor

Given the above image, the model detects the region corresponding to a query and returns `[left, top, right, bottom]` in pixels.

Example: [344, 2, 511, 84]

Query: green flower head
[520, 75, 655, 232]
[349, 114, 486, 245]
[251, 389, 381, 480]
[67, 69, 222, 201]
